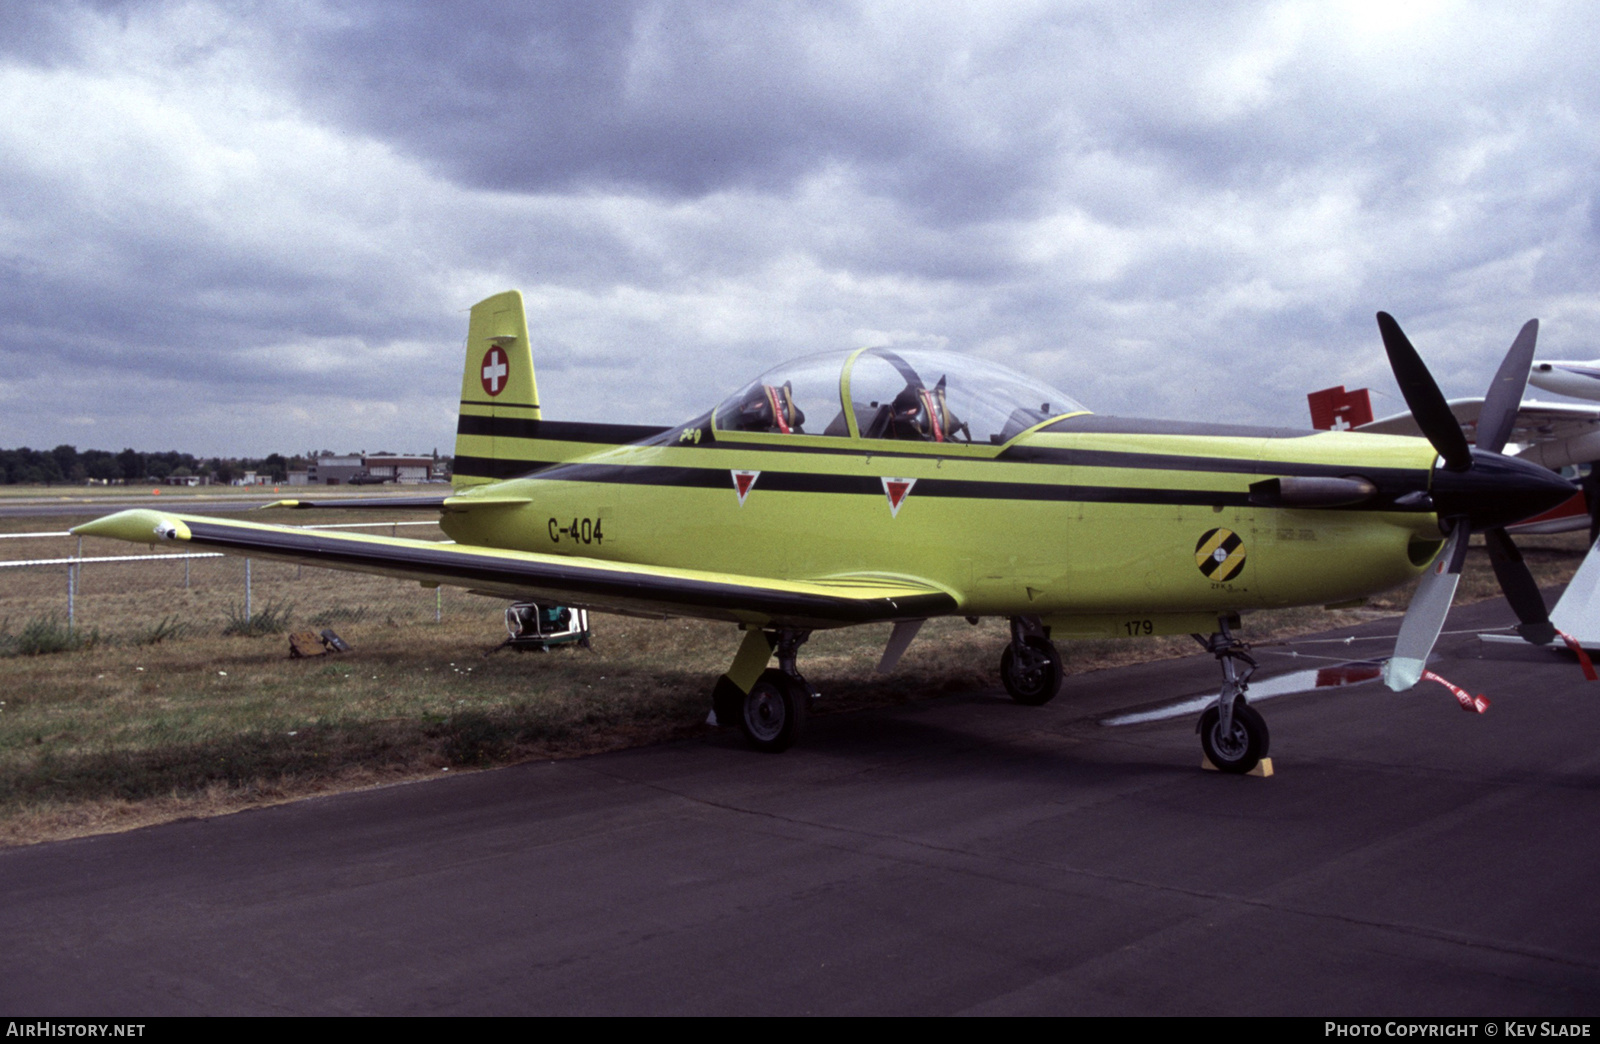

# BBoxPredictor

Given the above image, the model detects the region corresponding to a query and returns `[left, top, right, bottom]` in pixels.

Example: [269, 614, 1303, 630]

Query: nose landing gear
[1193, 618, 1271, 775]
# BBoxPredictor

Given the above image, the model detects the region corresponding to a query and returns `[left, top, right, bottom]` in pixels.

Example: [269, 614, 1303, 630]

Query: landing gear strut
[712, 628, 816, 753]
[1000, 615, 1063, 705]
[1193, 618, 1270, 774]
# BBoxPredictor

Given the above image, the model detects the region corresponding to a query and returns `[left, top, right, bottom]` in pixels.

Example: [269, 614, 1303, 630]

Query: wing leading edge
[71, 509, 956, 628]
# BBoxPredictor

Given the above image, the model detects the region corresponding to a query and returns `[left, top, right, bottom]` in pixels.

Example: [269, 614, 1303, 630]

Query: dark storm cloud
[279, 0, 1069, 222]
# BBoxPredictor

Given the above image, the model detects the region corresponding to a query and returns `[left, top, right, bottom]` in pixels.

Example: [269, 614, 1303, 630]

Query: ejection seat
[726, 382, 807, 434]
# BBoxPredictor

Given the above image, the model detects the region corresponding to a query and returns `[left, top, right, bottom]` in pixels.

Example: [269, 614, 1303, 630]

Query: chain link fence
[0, 520, 503, 648]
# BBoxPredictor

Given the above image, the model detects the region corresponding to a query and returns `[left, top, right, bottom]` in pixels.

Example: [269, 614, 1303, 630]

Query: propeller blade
[1377, 312, 1473, 471]
[1483, 526, 1556, 644]
[1477, 319, 1539, 455]
[1384, 524, 1469, 691]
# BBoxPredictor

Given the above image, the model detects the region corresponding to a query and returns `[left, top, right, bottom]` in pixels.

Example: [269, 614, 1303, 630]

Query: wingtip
[71, 509, 186, 544]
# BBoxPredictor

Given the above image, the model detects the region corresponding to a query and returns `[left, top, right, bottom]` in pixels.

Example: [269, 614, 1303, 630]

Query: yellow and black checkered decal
[1195, 527, 1246, 582]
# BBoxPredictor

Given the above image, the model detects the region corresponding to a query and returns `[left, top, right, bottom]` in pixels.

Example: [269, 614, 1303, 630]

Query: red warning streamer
[1555, 630, 1599, 681]
[1421, 670, 1490, 714]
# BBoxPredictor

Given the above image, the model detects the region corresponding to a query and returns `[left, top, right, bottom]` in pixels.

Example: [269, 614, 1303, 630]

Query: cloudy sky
[2, 0, 1598, 456]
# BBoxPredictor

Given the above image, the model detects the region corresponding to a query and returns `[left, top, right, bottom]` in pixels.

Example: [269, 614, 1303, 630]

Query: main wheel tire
[1000, 636, 1063, 706]
[739, 668, 806, 753]
[1198, 700, 1270, 774]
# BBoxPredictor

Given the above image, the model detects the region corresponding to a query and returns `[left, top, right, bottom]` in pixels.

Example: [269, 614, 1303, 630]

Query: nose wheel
[1199, 699, 1269, 773]
[1193, 618, 1270, 774]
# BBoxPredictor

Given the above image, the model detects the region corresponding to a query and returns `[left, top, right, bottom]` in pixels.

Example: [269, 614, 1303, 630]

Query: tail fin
[450, 290, 673, 488]
[453, 291, 540, 490]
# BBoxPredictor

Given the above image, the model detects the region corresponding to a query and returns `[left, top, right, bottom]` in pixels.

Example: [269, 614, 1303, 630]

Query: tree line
[1, 446, 305, 486]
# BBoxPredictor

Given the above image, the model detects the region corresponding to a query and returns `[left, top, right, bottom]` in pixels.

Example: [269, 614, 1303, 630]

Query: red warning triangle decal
[732, 470, 760, 506]
[882, 476, 916, 517]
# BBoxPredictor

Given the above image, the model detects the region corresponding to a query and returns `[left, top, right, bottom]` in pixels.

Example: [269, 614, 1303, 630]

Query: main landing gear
[712, 628, 816, 753]
[1193, 618, 1270, 774]
[1000, 616, 1063, 705]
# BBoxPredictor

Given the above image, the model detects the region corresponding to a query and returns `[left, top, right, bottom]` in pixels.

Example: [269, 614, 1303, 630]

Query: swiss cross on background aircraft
[1306, 386, 1374, 432]
[79, 292, 1588, 775]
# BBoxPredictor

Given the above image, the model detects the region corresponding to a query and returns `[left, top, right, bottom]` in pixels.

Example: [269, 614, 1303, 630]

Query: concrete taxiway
[2, 597, 1598, 1015]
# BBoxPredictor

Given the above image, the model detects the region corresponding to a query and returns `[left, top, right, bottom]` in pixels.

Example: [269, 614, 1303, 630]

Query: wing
[71, 509, 956, 628]
[1360, 397, 1600, 445]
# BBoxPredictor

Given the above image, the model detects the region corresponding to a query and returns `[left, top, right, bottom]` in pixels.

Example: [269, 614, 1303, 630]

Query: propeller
[1375, 313, 1573, 690]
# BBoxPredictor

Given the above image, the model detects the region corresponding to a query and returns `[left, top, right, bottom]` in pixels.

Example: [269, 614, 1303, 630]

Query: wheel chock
[1200, 755, 1274, 777]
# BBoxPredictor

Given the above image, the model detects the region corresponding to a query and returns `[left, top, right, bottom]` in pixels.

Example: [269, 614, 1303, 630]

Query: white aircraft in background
[1309, 321, 1600, 539]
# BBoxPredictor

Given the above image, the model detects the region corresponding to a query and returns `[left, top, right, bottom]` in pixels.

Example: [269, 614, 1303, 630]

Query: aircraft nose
[1430, 449, 1577, 530]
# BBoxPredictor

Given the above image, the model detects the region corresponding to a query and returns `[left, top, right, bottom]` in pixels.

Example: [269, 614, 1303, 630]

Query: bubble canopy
[711, 347, 1086, 446]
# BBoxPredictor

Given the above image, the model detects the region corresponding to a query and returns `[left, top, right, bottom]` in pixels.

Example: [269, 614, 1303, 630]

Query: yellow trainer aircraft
[75, 292, 1574, 773]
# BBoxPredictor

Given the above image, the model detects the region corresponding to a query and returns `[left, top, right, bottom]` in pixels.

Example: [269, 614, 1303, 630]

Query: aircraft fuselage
[442, 415, 1441, 637]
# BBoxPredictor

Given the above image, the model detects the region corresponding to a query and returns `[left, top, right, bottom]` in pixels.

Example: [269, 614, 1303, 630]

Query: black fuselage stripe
[456, 416, 671, 443]
[454, 455, 554, 479]
[451, 457, 1431, 511]
[459, 399, 539, 410]
[455, 442, 1427, 484]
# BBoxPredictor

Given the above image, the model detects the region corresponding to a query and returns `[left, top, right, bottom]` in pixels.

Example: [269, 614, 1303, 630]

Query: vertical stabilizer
[453, 291, 538, 490]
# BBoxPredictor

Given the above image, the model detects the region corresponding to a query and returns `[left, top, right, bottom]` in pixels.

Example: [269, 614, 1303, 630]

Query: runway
[3, 597, 1598, 1015]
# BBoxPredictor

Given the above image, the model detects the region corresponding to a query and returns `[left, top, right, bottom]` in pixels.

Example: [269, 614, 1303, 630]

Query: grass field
[0, 515, 1589, 848]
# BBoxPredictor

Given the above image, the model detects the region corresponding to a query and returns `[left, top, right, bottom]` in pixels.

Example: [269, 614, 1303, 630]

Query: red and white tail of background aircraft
[1309, 323, 1600, 538]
